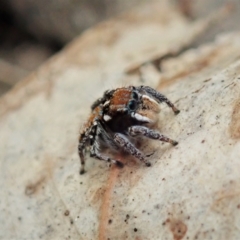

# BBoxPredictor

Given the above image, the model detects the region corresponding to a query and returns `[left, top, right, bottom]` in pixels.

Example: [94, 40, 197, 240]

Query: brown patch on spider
[229, 99, 240, 139]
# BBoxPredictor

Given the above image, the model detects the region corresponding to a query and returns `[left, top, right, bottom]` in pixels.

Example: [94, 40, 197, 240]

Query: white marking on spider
[132, 113, 152, 123]
[142, 94, 158, 104]
[103, 100, 110, 107]
[103, 114, 112, 121]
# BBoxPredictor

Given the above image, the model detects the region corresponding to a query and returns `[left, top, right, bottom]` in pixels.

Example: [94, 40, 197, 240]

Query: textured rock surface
[0, 1, 240, 239]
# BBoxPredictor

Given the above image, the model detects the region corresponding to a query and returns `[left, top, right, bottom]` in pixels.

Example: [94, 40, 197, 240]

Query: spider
[78, 85, 180, 174]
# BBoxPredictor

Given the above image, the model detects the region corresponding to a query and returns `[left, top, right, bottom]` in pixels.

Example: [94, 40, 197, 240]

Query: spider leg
[91, 89, 114, 110]
[90, 144, 124, 168]
[78, 120, 99, 174]
[114, 133, 151, 167]
[128, 125, 178, 146]
[136, 86, 180, 114]
[90, 120, 124, 168]
[78, 132, 90, 175]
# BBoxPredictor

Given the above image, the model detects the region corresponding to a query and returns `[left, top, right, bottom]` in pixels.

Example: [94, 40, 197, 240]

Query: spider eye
[128, 100, 137, 111]
[132, 91, 138, 100]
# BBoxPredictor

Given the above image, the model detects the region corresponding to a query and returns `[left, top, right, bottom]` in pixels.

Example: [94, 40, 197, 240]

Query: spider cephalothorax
[78, 85, 180, 174]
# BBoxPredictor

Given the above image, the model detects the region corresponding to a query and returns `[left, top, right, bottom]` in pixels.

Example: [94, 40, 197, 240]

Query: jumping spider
[78, 85, 180, 174]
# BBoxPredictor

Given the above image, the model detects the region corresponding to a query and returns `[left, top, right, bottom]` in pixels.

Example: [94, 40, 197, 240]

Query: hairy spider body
[78, 85, 180, 174]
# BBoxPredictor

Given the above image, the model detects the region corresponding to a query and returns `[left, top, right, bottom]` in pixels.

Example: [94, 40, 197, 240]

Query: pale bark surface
[0, 1, 240, 239]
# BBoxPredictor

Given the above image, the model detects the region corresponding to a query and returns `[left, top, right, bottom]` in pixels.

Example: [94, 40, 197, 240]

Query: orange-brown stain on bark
[98, 162, 121, 240]
[25, 155, 60, 197]
[158, 48, 222, 90]
[169, 219, 187, 240]
[163, 218, 187, 240]
[25, 175, 46, 196]
[211, 180, 240, 215]
[229, 99, 240, 139]
[91, 187, 107, 205]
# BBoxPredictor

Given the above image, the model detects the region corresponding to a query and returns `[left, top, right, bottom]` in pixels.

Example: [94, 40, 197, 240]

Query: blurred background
[0, 0, 239, 96]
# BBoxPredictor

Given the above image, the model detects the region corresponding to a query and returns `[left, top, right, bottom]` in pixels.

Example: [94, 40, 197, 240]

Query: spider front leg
[136, 86, 180, 114]
[78, 133, 89, 175]
[90, 142, 124, 168]
[128, 125, 178, 146]
[114, 133, 151, 167]
[91, 89, 114, 110]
